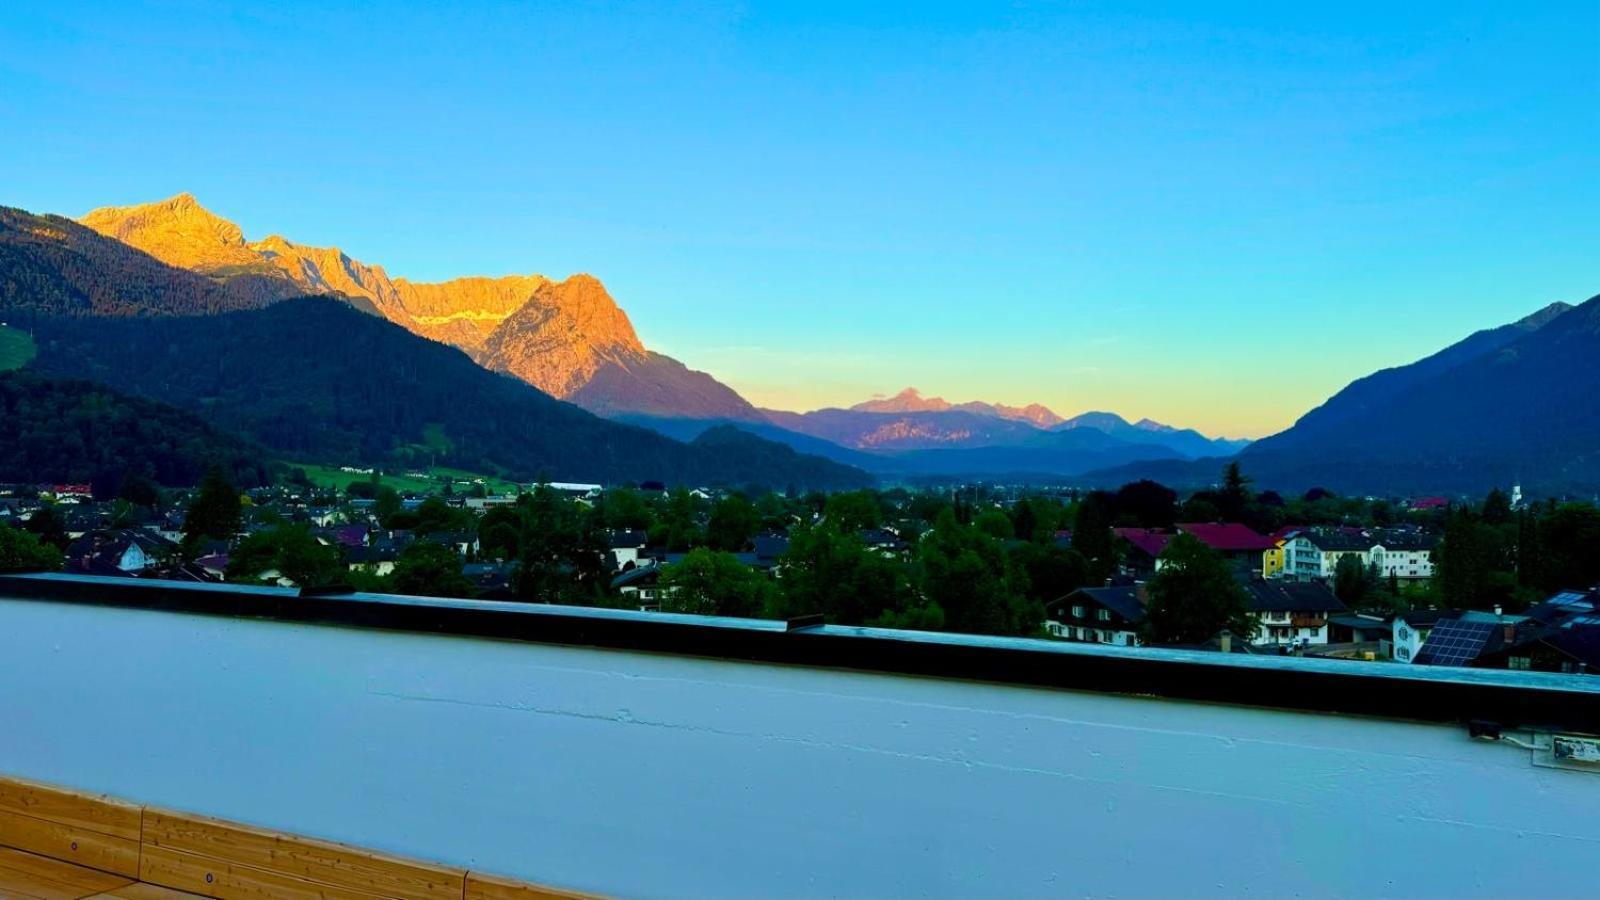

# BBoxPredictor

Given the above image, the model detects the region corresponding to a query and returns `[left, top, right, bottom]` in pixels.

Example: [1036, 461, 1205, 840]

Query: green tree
[373, 487, 403, 526]
[707, 495, 760, 551]
[917, 509, 1037, 636]
[659, 548, 774, 618]
[392, 542, 475, 598]
[1333, 554, 1373, 607]
[1218, 462, 1252, 521]
[1481, 488, 1513, 525]
[1539, 502, 1600, 592]
[602, 487, 653, 530]
[1072, 491, 1118, 582]
[183, 465, 241, 545]
[824, 490, 882, 533]
[226, 524, 343, 587]
[413, 496, 461, 535]
[974, 509, 1015, 540]
[1009, 541, 1090, 604]
[1141, 533, 1257, 645]
[1436, 507, 1499, 610]
[0, 524, 63, 571]
[514, 486, 610, 604]
[1114, 480, 1178, 528]
[777, 523, 916, 625]
[22, 505, 68, 549]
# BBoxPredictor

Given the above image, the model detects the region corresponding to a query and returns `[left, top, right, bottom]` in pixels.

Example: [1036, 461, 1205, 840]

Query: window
[1096, 609, 1111, 622]
[1508, 656, 1532, 670]
[1072, 605, 1084, 618]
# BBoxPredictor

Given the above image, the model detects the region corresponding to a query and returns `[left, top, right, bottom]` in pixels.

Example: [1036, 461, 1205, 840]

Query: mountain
[851, 387, 1064, 428]
[0, 370, 269, 487]
[1054, 411, 1250, 458]
[77, 194, 760, 420]
[1, 205, 271, 318]
[1281, 301, 1573, 437]
[1238, 295, 1600, 494]
[22, 297, 870, 489]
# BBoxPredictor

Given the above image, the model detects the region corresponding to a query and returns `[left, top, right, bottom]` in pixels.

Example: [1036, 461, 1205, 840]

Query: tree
[226, 524, 343, 587]
[602, 487, 653, 530]
[1072, 492, 1117, 582]
[659, 548, 774, 618]
[514, 486, 610, 604]
[1009, 541, 1090, 604]
[184, 465, 241, 545]
[917, 509, 1037, 636]
[1113, 480, 1177, 528]
[1333, 553, 1373, 607]
[1436, 507, 1497, 610]
[1218, 462, 1252, 521]
[0, 524, 62, 571]
[373, 487, 403, 526]
[1539, 502, 1600, 592]
[707, 495, 760, 551]
[392, 542, 475, 598]
[824, 490, 881, 533]
[22, 505, 67, 549]
[777, 523, 915, 625]
[974, 509, 1015, 540]
[1141, 533, 1256, 645]
[1481, 488, 1513, 525]
[413, 496, 461, 535]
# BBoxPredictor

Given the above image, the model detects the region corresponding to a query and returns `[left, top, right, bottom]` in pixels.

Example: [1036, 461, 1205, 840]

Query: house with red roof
[1173, 523, 1275, 576]
[1113, 527, 1170, 577]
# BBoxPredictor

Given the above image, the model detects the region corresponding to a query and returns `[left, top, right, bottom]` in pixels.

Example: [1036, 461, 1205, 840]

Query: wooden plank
[464, 871, 599, 900]
[0, 777, 144, 842]
[0, 846, 135, 900]
[140, 810, 463, 900]
[85, 882, 212, 899]
[0, 808, 142, 878]
[138, 844, 392, 900]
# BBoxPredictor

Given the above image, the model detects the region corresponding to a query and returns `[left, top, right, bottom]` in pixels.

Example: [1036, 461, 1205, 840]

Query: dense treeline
[0, 371, 269, 487]
[0, 206, 268, 319]
[1434, 488, 1600, 612]
[26, 298, 872, 489]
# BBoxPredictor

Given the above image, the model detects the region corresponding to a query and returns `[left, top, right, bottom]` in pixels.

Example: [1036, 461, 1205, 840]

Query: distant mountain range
[77, 194, 762, 421]
[0, 202, 870, 489]
[14, 193, 1592, 494]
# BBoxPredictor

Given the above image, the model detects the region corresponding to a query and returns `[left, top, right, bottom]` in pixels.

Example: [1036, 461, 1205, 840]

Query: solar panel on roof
[1414, 619, 1498, 667]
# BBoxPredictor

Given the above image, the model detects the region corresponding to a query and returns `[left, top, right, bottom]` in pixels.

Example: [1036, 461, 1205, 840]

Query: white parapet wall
[2, 593, 1598, 898]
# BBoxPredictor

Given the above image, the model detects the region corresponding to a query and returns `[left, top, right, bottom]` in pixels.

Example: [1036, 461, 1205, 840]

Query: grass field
[290, 462, 523, 496]
[0, 325, 36, 372]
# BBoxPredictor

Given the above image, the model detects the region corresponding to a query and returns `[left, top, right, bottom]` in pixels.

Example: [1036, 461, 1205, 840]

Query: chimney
[1493, 604, 1503, 617]
[1503, 623, 1516, 644]
[1219, 630, 1232, 654]
[1135, 583, 1149, 606]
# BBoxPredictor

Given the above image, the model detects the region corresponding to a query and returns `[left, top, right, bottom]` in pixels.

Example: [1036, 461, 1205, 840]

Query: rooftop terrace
[3, 572, 1599, 897]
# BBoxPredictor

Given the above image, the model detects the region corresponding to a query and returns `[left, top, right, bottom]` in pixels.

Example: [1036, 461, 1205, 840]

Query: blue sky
[2, 1, 1595, 437]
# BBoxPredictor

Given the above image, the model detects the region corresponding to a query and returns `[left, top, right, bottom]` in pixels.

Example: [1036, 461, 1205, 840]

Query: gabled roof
[1177, 523, 1274, 552]
[1113, 527, 1170, 559]
[1063, 585, 1145, 624]
[1241, 580, 1347, 613]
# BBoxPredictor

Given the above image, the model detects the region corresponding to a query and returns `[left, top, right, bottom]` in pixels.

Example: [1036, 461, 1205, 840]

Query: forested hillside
[0, 371, 268, 486]
[0, 206, 271, 318]
[26, 298, 872, 489]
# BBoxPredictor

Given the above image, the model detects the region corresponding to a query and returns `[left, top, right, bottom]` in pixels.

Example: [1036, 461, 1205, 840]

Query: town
[4, 461, 1596, 676]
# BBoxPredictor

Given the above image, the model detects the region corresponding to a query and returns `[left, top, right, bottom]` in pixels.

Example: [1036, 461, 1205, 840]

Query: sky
[1, 1, 1596, 438]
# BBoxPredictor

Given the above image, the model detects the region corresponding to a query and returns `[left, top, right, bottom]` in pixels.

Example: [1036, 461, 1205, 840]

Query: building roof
[1065, 585, 1146, 624]
[1296, 529, 1375, 552]
[1176, 523, 1274, 552]
[1241, 580, 1347, 613]
[1113, 527, 1170, 559]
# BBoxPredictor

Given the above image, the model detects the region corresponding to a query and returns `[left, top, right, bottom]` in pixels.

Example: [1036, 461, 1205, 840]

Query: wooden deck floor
[0, 845, 201, 899]
[0, 775, 589, 900]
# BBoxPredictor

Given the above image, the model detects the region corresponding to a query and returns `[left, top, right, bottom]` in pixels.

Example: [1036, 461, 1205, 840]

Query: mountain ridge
[76, 194, 761, 421]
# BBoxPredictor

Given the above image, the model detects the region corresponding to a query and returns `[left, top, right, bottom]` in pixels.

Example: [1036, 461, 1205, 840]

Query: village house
[1045, 586, 1144, 646]
[1241, 580, 1347, 647]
